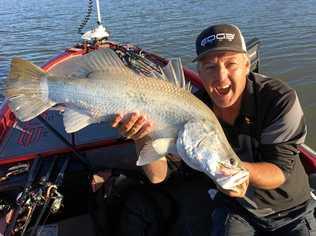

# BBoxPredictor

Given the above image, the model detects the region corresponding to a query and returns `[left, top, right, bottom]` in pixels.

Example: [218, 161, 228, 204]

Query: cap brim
[192, 47, 247, 62]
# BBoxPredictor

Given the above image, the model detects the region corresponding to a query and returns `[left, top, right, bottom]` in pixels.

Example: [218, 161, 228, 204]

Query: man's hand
[112, 113, 167, 183]
[216, 166, 249, 198]
[112, 112, 154, 140]
[217, 178, 249, 198]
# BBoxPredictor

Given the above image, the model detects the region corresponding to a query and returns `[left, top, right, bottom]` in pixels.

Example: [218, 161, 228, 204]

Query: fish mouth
[216, 169, 249, 190]
[215, 84, 231, 96]
[215, 161, 249, 190]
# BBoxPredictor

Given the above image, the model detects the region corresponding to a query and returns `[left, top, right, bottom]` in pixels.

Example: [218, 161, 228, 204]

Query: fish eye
[229, 158, 236, 166]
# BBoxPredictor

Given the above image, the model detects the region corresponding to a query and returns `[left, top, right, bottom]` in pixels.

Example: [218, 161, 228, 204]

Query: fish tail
[4, 58, 55, 121]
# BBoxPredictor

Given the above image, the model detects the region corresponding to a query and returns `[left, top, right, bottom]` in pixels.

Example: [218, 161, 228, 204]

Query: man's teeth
[217, 85, 231, 95]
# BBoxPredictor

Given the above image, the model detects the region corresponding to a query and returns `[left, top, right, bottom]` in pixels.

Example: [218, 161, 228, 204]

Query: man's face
[197, 51, 250, 109]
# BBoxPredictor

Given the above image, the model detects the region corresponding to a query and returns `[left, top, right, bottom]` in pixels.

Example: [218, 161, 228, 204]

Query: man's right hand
[112, 113, 168, 183]
[112, 112, 154, 141]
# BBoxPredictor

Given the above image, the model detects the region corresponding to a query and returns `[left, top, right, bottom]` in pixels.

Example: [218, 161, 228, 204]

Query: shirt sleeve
[259, 90, 307, 177]
[259, 143, 300, 177]
[261, 90, 306, 145]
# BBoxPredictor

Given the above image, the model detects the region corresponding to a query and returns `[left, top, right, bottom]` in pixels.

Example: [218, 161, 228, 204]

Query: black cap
[193, 24, 247, 62]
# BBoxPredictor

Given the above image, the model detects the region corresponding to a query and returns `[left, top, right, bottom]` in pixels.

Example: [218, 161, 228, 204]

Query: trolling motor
[78, 0, 110, 44]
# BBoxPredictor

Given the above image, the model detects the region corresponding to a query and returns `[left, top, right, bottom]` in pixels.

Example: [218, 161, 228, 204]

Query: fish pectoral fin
[137, 141, 165, 166]
[63, 108, 96, 133]
[152, 138, 177, 156]
[137, 138, 177, 166]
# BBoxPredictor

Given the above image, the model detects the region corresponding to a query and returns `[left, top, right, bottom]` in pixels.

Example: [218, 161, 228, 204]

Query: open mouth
[215, 85, 231, 96]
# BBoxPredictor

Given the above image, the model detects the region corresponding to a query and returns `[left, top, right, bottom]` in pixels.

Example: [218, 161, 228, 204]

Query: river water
[0, 0, 315, 148]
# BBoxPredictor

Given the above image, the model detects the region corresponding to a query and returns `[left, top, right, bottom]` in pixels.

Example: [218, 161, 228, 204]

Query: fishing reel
[44, 185, 63, 214]
[3, 157, 68, 236]
[0, 198, 13, 219]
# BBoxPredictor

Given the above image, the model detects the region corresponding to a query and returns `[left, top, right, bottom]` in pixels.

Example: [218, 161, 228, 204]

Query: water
[0, 0, 315, 148]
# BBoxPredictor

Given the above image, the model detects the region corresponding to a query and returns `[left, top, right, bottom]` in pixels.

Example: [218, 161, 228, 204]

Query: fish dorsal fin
[77, 48, 131, 76]
[161, 58, 191, 91]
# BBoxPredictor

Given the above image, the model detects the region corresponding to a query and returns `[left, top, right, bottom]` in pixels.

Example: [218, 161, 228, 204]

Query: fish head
[176, 119, 249, 190]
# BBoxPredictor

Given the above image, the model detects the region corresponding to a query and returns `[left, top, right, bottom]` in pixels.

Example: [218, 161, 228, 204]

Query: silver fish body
[5, 48, 249, 190]
[46, 71, 212, 135]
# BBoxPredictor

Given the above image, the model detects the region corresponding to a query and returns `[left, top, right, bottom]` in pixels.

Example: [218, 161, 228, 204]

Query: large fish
[4, 48, 248, 191]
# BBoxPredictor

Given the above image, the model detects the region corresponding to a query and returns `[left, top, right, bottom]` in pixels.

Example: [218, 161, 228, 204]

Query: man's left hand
[217, 178, 249, 198]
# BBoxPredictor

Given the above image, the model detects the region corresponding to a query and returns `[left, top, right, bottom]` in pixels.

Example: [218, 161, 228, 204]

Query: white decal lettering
[200, 33, 235, 47]
[216, 33, 225, 40]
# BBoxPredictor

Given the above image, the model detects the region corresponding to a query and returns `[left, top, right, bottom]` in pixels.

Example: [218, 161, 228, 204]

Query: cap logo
[201, 33, 235, 47]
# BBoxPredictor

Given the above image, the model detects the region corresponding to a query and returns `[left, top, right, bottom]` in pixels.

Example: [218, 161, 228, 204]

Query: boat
[0, 1, 315, 235]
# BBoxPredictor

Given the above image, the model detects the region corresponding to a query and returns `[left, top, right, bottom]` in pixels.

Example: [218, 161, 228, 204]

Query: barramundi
[4, 48, 248, 191]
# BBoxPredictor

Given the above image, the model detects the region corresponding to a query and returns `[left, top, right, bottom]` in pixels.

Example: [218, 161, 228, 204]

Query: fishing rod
[0, 164, 29, 183]
[4, 157, 42, 236]
[19, 158, 57, 236]
[36, 115, 91, 169]
[30, 157, 71, 236]
[4, 157, 59, 236]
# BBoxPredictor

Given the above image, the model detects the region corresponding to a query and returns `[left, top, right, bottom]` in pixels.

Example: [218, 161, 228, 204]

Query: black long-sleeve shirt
[195, 72, 310, 216]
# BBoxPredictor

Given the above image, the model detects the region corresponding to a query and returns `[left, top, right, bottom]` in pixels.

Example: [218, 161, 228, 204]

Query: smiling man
[194, 23, 315, 236]
[197, 52, 249, 125]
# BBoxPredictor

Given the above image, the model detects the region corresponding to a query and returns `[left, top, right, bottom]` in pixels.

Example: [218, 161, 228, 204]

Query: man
[192, 24, 315, 235]
[113, 24, 316, 235]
